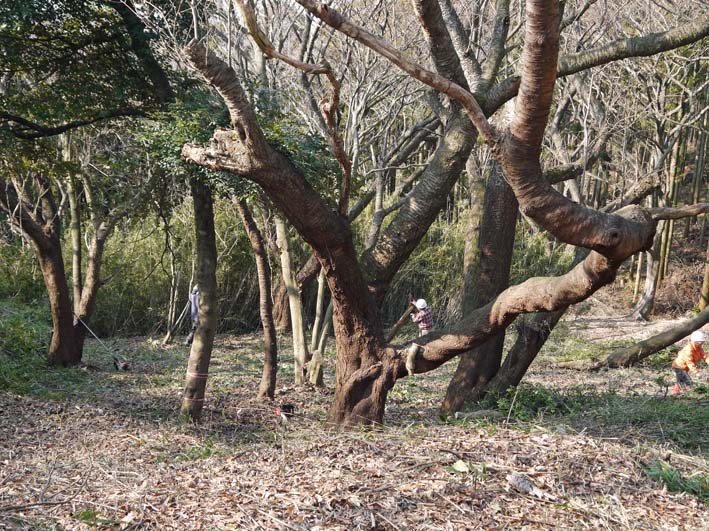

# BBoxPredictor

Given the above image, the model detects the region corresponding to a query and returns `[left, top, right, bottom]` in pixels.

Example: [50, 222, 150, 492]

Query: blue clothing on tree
[189, 287, 199, 322]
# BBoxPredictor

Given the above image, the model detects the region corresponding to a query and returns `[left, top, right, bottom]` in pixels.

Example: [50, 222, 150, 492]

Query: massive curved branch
[509, 0, 560, 154]
[394, 205, 655, 377]
[181, 42, 381, 339]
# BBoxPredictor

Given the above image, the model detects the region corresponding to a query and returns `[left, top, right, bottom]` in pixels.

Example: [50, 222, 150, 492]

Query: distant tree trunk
[275, 215, 308, 385]
[235, 197, 278, 399]
[308, 302, 333, 388]
[272, 277, 291, 332]
[310, 268, 327, 353]
[633, 252, 644, 303]
[161, 215, 182, 344]
[306, 269, 328, 386]
[180, 178, 218, 422]
[630, 220, 665, 321]
[73, 217, 113, 353]
[67, 175, 83, 316]
[441, 161, 518, 414]
[459, 156, 486, 314]
[658, 131, 683, 283]
[689, 110, 708, 239]
[699, 236, 709, 310]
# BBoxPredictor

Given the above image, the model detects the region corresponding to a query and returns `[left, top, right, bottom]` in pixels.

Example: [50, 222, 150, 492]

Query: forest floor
[2, 302, 709, 530]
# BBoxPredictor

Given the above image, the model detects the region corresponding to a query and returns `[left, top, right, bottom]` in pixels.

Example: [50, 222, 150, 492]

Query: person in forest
[184, 285, 199, 346]
[672, 330, 709, 395]
[410, 298, 433, 337]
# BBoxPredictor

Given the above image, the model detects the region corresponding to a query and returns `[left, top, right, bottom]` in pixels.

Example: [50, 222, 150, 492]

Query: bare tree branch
[650, 203, 709, 221]
[293, 0, 501, 147]
[234, 0, 352, 214]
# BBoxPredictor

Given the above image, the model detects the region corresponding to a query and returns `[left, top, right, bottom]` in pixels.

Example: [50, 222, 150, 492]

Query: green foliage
[259, 106, 342, 201]
[382, 218, 466, 327]
[0, 237, 45, 301]
[0, 0, 167, 137]
[138, 94, 230, 183]
[74, 509, 120, 528]
[511, 229, 575, 284]
[496, 384, 576, 421]
[177, 438, 215, 461]
[0, 301, 50, 394]
[644, 461, 709, 502]
[87, 196, 260, 337]
[495, 382, 709, 454]
[0, 300, 96, 398]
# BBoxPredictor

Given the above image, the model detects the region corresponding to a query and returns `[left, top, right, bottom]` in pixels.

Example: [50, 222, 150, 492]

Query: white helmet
[690, 330, 705, 343]
[415, 299, 428, 310]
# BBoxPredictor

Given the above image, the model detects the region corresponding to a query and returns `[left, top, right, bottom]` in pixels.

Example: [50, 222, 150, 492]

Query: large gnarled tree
[181, 0, 709, 427]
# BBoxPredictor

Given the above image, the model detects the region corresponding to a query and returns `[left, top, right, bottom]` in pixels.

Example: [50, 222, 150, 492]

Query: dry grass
[1, 328, 708, 530]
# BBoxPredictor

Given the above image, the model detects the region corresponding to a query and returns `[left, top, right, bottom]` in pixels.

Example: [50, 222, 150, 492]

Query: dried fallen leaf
[506, 471, 557, 501]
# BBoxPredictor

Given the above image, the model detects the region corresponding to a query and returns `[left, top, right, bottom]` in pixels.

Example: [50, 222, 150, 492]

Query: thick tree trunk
[180, 178, 218, 422]
[37, 239, 81, 367]
[441, 161, 518, 414]
[235, 198, 278, 399]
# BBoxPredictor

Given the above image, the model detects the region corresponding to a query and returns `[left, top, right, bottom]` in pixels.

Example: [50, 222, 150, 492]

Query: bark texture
[180, 178, 218, 422]
[235, 198, 278, 399]
[441, 161, 518, 414]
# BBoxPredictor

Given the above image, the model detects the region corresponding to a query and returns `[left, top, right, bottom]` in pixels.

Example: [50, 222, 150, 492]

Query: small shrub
[496, 385, 574, 421]
[645, 460, 709, 502]
[0, 302, 51, 394]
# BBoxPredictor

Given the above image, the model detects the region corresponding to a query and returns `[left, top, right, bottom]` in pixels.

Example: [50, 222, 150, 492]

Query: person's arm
[687, 358, 699, 374]
[411, 311, 422, 323]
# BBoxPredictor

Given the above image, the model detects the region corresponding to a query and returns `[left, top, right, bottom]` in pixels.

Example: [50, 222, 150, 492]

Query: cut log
[590, 306, 709, 369]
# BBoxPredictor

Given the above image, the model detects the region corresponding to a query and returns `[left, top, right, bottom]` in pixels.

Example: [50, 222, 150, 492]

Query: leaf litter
[0, 331, 707, 531]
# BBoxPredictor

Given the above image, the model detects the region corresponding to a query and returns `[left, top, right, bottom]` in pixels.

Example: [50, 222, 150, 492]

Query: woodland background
[1, 0, 709, 529]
